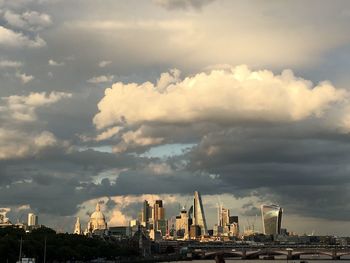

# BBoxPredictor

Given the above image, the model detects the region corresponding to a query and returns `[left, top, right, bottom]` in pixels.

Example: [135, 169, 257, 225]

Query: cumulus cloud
[0, 91, 72, 159]
[95, 126, 121, 141]
[156, 68, 180, 91]
[48, 59, 64, 66]
[95, 66, 344, 129]
[4, 10, 52, 31]
[2, 91, 72, 121]
[108, 209, 130, 226]
[94, 66, 346, 151]
[15, 71, 34, 83]
[154, 0, 216, 10]
[98, 60, 112, 68]
[0, 26, 46, 48]
[0, 129, 58, 159]
[87, 75, 114, 84]
[0, 59, 22, 68]
[113, 128, 164, 153]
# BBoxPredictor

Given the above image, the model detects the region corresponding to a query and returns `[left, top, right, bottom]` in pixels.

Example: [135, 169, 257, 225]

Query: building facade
[87, 202, 108, 234]
[74, 217, 82, 234]
[28, 213, 38, 226]
[261, 204, 283, 236]
[193, 191, 208, 236]
[175, 207, 190, 238]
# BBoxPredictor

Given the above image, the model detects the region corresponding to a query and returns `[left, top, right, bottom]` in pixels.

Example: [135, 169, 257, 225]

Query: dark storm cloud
[0, 148, 151, 216]
[184, 124, 350, 220]
[0, 0, 350, 235]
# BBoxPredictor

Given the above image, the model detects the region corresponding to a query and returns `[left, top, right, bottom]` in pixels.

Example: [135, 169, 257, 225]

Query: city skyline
[0, 194, 341, 237]
[1, 0, 350, 237]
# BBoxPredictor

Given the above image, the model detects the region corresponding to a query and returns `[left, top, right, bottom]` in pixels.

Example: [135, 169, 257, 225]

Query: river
[172, 260, 350, 262]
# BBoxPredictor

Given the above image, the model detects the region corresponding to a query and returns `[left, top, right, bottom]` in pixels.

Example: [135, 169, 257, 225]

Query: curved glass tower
[261, 204, 282, 235]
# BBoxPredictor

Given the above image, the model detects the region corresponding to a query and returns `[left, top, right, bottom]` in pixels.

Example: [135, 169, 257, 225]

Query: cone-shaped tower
[74, 217, 82, 234]
[193, 191, 208, 235]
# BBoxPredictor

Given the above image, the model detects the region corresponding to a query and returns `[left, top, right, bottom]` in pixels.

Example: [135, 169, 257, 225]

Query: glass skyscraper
[193, 191, 208, 236]
[261, 204, 283, 235]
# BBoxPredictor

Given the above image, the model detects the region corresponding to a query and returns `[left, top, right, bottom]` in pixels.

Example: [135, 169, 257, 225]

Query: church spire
[74, 216, 81, 234]
[96, 202, 101, 212]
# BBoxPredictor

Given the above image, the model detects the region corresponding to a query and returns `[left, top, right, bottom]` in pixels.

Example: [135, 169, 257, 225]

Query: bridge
[188, 245, 350, 260]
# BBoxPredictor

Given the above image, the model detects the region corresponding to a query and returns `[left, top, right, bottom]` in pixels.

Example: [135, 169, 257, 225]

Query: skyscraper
[193, 191, 208, 236]
[153, 200, 165, 222]
[175, 207, 190, 238]
[261, 204, 283, 235]
[220, 207, 230, 227]
[141, 200, 152, 229]
[153, 200, 166, 235]
[28, 213, 38, 226]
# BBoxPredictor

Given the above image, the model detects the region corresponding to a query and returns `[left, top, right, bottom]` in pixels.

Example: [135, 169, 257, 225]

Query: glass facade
[193, 191, 208, 236]
[261, 204, 282, 235]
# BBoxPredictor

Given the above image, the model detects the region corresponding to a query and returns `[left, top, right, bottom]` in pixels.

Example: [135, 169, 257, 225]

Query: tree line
[0, 227, 137, 263]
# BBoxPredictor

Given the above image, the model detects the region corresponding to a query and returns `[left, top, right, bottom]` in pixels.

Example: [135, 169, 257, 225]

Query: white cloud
[0, 26, 46, 48]
[48, 59, 64, 66]
[98, 60, 112, 68]
[15, 71, 34, 83]
[95, 126, 121, 141]
[0, 129, 58, 160]
[108, 209, 130, 226]
[0, 91, 72, 160]
[94, 65, 345, 129]
[4, 10, 52, 31]
[3, 91, 72, 122]
[156, 68, 180, 91]
[87, 75, 114, 84]
[93, 66, 348, 151]
[0, 59, 22, 68]
[113, 127, 164, 153]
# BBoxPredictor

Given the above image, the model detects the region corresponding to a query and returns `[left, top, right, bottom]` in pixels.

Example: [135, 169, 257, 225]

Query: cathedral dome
[87, 202, 107, 233]
[90, 209, 105, 220]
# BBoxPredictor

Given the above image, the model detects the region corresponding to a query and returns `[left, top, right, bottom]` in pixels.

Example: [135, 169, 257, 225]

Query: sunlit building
[175, 207, 190, 238]
[28, 213, 38, 227]
[153, 200, 166, 235]
[87, 202, 107, 234]
[0, 209, 12, 228]
[220, 207, 230, 227]
[261, 204, 283, 235]
[73, 217, 82, 234]
[193, 191, 208, 236]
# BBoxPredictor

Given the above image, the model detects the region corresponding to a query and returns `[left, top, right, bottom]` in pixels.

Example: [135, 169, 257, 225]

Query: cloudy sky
[1, 0, 350, 235]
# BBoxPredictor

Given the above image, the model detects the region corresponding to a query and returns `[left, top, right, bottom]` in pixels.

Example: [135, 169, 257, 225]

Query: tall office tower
[261, 204, 283, 235]
[153, 200, 165, 222]
[220, 207, 230, 227]
[193, 191, 208, 236]
[153, 200, 166, 235]
[229, 215, 239, 236]
[229, 222, 239, 237]
[74, 217, 82, 234]
[28, 213, 38, 226]
[141, 200, 152, 228]
[176, 207, 190, 238]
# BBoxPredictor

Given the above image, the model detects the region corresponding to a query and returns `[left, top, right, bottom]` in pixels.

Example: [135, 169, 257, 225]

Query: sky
[1, 0, 350, 236]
